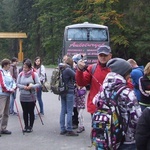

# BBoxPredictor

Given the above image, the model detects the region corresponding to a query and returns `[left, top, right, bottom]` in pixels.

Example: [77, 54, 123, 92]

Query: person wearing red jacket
[75, 45, 112, 115]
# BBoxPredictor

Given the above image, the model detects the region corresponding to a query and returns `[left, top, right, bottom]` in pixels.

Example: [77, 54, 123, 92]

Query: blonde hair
[63, 55, 73, 67]
[127, 59, 137, 67]
[144, 62, 150, 75]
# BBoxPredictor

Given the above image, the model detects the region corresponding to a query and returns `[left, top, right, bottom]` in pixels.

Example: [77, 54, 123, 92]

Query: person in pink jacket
[75, 45, 112, 115]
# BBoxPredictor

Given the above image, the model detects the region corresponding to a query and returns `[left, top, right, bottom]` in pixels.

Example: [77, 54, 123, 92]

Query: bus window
[89, 28, 108, 41]
[68, 28, 87, 41]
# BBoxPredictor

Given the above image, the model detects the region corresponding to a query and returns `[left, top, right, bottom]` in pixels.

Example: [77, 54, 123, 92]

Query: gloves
[77, 60, 87, 71]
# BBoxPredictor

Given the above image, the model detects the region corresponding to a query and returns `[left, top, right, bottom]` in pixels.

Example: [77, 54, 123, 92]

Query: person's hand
[77, 60, 87, 71]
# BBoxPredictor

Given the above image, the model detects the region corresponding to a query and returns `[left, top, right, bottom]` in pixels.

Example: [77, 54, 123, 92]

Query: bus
[62, 22, 110, 64]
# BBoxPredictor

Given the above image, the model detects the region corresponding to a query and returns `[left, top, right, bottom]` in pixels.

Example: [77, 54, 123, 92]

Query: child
[74, 85, 86, 133]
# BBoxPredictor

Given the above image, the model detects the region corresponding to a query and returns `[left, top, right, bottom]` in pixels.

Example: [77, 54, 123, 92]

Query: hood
[102, 72, 127, 92]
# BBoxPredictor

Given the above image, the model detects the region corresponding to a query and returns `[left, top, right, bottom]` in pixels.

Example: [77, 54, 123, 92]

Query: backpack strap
[20, 71, 35, 84]
[91, 63, 97, 75]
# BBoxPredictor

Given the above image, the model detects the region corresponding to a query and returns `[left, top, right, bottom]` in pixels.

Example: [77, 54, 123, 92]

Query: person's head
[62, 54, 70, 63]
[97, 45, 112, 66]
[34, 56, 42, 67]
[23, 59, 32, 72]
[1, 59, 11, 70]
[11, 57, 18, 66]
[127, 59, 138, 68]
[107, 58, 132, 80]
[63, 55, 73, 67]
[144, 62, 150, 76]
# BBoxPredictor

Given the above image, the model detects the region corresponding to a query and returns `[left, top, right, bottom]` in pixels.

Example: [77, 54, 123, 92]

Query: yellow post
[18, 39, 24, 62]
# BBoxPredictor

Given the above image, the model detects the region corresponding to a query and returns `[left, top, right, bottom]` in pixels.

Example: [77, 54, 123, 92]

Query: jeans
[60, 93, 74, 132]
[37, 86, 44, 114]
[117, 143, 136, 150]
[9, 91, 16, 113]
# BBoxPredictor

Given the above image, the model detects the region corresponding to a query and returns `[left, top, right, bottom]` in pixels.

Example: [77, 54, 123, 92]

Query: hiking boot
[66, 131, 79, 136]
[60, 130, 67, 135]
[1, 130, 12, 134]
[77, 127, 85, 133]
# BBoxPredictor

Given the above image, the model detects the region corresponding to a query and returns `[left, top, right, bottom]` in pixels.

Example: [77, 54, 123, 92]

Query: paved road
[0, 68, 95, 150]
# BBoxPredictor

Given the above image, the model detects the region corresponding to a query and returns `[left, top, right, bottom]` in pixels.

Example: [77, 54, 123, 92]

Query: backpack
[50, 67, 68, 95]
[91, 86, 127, 150]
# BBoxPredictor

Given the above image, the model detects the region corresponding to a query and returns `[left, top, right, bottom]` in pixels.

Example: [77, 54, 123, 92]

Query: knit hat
[97, 45, 111, 55]
[106, 58, 132, 77]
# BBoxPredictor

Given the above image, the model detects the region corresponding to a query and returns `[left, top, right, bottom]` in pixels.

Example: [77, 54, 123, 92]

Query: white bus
[62, 22, 110, 64]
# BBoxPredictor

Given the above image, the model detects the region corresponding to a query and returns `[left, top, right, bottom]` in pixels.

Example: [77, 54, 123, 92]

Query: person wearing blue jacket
[127, 59, 144, 101]
[59, 56, 78, 136]
[0, 59, 16, 137]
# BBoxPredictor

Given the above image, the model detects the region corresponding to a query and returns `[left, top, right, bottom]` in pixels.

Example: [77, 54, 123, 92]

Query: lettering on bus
[69, 42, 104, 49]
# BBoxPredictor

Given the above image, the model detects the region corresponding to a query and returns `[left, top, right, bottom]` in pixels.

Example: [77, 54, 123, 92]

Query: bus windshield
[62, 22, 110, 64]
[67, 28, 108, 41]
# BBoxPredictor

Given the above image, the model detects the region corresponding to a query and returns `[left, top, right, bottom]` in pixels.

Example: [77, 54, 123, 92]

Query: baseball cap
[97, 45, 111, 55]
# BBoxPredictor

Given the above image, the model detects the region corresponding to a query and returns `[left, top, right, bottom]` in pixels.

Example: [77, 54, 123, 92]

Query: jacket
[93, 72, 142, 144]
[17, 70, 41, 102]
[135, 107, 150, 150]
[75, 61, 110, 114]
[139, 75, 150, 106]
[62, 67, 75, 94]
[130, 66, 144, 101]
[0, 69, 16, 96]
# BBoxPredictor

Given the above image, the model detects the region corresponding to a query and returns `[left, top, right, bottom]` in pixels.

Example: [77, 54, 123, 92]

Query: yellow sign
[0, 32, 27, 38]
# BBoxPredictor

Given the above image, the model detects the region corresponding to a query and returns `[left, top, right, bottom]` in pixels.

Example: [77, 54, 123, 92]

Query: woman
[0, 59, 16, 136]
[139, 62, 150, 111]
[34, 56, 46, 115]
[17, 59, 40, 132]
[59, 56, 78, 136]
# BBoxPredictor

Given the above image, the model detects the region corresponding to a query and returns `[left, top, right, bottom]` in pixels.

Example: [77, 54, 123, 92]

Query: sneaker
[23, 126, 28, 132]
[26, 126, 33, 133]
[77, 127, 85, 133]
[72, 124, 78, 129]
[10, 111, 18, 116]
[60, 130, 67, 135]
[66, 131, 79, 136]
[1, 130, 12, 134]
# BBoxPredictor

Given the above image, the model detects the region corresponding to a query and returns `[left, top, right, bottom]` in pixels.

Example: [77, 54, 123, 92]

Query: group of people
[0, 56, 46, 136]
[59, 45, 150, 150]
[0, 45, 150, 149]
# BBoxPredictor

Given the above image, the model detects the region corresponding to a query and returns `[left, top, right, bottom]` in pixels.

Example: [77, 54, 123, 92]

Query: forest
[0, 0, 150, 65]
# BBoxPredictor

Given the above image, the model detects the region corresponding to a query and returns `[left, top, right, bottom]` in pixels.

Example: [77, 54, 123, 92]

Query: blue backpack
[91, 86, 127, 150]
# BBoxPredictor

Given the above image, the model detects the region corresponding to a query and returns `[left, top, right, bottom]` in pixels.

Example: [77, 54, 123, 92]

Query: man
[75, 45, 112, 115]
[127, 59, 144, 101]
[9, 57, 18, 115]
[0, 59, 16, 136]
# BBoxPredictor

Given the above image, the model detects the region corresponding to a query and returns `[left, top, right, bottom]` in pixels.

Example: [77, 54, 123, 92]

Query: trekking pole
[29, 87, 44, 125]
[34, 101, 44, 125]
[14, 100, 25, 135]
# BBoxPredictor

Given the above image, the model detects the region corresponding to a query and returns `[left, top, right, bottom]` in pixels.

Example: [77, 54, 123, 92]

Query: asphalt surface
[0, 68, 95, 150]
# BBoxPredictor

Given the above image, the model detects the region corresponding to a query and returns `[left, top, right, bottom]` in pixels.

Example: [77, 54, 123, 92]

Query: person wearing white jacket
[0, 59, 16, 137]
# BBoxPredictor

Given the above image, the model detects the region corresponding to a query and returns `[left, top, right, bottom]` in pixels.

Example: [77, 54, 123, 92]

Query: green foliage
[0, 0, 150, 65]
